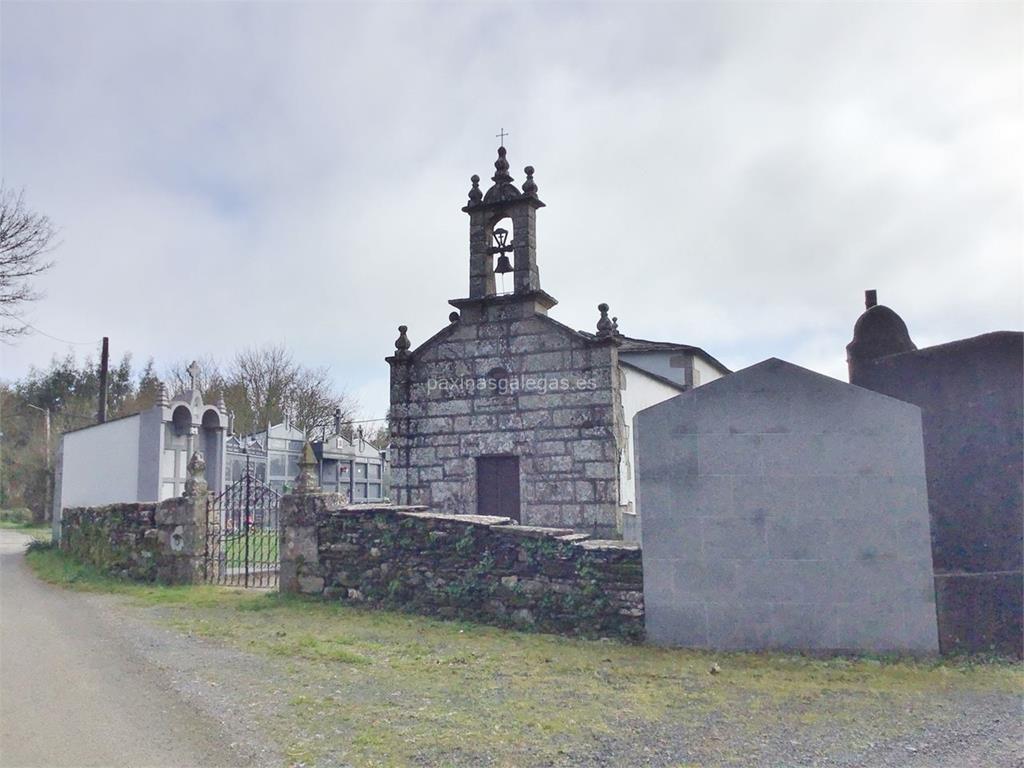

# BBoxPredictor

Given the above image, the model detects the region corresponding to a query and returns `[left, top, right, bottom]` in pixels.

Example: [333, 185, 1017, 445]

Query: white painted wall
[693, 355, 725, 387]
[60, 416, 141, 509]
[618, 367, 684, 512]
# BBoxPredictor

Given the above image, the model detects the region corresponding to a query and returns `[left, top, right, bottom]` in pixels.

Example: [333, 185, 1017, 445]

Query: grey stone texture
[387, 146, 633, 538]
[636, 357, 939, 653]
[388, 303, 626, 536]
[60, 492, 208, 585]
[278, 493, 644, 639]
[850, 315, 1023, 658]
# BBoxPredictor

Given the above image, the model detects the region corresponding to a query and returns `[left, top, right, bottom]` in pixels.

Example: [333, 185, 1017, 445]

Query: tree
[0, 186, 57, 338]
[290, 364, 355, 437]
[164, 356, 225, 400]
[224, 345, 356, 438]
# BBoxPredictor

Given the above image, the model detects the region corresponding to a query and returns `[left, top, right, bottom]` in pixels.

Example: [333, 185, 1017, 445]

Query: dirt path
[0, 530, 257, 768]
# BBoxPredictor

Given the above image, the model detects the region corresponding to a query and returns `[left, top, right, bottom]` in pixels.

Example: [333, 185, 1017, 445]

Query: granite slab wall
[280, 494, 644, 640]
[60, 494, 207, 584]
[635, 358, 939, 653]
[850, 331, 1023, 657]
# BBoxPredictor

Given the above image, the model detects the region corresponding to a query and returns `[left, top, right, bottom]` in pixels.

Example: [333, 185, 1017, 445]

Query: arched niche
[171, 405, 192, 437]
[201, 408, 221, 430]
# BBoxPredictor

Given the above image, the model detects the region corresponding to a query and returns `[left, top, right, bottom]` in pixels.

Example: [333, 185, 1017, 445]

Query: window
[289, 440, 304, 451]
[369, 483, 382, 499]
[369, 463, 382, 480]
[286, 455, 299, 478]
[354, 483, 367, 500]
[355, 463, 367, 479]
[270, 456, 286, 477]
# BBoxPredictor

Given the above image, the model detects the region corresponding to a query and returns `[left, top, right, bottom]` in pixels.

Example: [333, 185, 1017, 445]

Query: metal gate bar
[204, 458, 281, 588]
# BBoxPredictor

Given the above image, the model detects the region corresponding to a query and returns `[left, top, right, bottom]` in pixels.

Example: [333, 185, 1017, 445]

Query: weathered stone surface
[60, 496, 207, 585]
[279, 494, 644, 640]
[851, 327, 1023, 658]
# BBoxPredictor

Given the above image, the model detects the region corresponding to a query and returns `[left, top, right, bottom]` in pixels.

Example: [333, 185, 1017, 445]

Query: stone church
[387, 145, 728, 538]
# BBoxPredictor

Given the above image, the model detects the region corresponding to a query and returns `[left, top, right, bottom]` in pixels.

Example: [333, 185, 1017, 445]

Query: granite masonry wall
[388, 297, 627, 537]
[636, 358, 939, 653]
[60, 493, 207, 585]
[280, 493, 644, 640]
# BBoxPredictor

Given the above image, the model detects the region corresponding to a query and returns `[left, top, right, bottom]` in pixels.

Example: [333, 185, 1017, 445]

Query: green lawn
[25, 546, 1024, 768]
[221, 529, 279, 567]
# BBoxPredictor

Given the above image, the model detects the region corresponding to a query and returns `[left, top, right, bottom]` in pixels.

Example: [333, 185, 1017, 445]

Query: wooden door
[476, 456, 521, 522]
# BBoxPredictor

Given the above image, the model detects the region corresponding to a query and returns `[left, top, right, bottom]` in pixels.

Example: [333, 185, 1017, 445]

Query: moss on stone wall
[282, 498, 644, 640]
[60, 496, 205, 585]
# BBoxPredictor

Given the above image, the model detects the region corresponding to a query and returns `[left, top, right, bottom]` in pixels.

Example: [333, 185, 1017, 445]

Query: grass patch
[221, 529, 279, 567]
[0, 519, 52, 541]
[25, 547, 1024, 768]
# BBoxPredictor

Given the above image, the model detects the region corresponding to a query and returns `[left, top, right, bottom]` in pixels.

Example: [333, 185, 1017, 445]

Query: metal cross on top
[187, 360, 201, 389]
[496, 128, 508, 147]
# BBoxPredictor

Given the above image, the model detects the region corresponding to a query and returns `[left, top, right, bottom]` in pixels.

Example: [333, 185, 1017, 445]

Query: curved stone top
[848, 303, 917, 362]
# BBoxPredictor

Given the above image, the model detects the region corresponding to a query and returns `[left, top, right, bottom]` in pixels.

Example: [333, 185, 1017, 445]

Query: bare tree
[291, 364, 357, 437]
[231, 345, 297, 434]
[0, 186, 57, 338]
[163, 345, 355, 439]
[164, 356, 225, 399]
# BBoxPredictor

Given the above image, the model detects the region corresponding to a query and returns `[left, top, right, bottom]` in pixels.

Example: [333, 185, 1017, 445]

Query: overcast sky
[1, 1, 1020, 422]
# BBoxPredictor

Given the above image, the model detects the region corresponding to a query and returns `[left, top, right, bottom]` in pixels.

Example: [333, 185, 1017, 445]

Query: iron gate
[204, 467, 281, 588]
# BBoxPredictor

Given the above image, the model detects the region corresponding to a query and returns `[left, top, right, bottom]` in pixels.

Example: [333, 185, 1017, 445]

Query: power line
[13, 320, 102, 346]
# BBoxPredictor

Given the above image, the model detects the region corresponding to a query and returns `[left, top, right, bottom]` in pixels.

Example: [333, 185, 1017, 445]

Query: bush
[0, 508, 33, 524]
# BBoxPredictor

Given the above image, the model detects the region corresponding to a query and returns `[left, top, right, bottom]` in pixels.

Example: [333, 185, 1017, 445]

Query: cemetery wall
[60, 494, 207, 585]
[280, 494, 644, 640]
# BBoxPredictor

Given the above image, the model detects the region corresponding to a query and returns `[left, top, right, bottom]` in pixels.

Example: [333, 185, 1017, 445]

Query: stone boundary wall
[281, 494, 644, 640]
[60, 494, 207, 585]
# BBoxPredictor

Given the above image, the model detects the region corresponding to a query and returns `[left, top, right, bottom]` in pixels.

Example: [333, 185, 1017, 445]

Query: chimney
[865, 289, 878, 309]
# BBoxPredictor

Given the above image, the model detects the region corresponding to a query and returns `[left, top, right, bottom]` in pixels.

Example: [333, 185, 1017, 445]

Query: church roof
[578, 332, 731, 374]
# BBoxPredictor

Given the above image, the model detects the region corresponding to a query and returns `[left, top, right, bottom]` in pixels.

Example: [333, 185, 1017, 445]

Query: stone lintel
[449, 290, 558, 313]
[461, 196, 546, 215]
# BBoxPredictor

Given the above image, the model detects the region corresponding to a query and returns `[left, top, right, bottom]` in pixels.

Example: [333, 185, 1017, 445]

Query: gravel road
[0, 529, 272, 768]
[2, 529, 1020, 767]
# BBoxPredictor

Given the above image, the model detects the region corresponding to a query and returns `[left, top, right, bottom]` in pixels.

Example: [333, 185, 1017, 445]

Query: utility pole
[26, 404, 51, 523]
[98, 336, 109, 423]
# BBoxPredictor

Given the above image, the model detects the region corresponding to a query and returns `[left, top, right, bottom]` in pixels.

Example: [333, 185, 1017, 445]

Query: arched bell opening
[486, 216, 515, 296]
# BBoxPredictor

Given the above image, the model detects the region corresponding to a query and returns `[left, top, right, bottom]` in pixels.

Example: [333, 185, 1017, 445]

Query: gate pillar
[153, 451, 210, 584]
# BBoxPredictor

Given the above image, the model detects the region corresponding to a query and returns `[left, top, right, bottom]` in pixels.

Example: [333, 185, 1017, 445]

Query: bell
[494, 254, 513, 274]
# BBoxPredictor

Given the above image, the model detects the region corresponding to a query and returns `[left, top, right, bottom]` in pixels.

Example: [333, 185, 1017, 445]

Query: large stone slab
[636, 358, 939, 653]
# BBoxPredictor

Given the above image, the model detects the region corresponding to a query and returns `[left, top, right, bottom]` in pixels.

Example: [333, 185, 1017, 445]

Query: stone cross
[496, 128, 508, 147]
[186, 360, 200, 389]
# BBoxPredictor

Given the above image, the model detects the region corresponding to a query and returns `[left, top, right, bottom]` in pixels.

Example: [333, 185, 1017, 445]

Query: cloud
[2, 2, 1020, 421]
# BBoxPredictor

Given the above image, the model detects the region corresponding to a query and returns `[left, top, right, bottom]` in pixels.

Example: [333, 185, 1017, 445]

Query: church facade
[387, 146, 727, 538]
